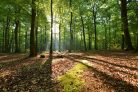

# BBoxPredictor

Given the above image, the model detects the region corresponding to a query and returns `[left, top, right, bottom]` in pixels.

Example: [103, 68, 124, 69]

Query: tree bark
[44, 26, 47, 50]
[35, 17, 38, 54]
[25, 30, 28, 52]
[81, 16, 87, 51]
[121, 35, 125, 50]
[30, 0, 37, 57]
[5, 16, 10, 53]
[108, 17, 111, 50]
[2, 20, 5, 52]
[69, 0, 73, 52]
[135, 33, 138, 51]
[14, 8, 20, 53]
[49, 0, 53, 57]
[93, 6, 98, 50]
[59, 23, 61, 52]
[88, 24, 92, 50]
[104, 20, 107, 50]
[120, 0, 133, 50]
[14, 20, 20, 53]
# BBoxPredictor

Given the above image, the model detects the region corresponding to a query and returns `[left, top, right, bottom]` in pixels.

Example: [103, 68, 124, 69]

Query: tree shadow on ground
[0, 57, 55, 92]
[40, 57, 53, 91]
[80, 51, 138, 60]
[0, 54, 27, 62]
[68, 54, 138, 71]
[66, 56, 138, 92]
[0, 56, 29, 69]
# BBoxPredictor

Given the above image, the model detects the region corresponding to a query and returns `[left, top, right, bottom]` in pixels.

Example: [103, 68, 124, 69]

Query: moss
[57, 63, 87, 92]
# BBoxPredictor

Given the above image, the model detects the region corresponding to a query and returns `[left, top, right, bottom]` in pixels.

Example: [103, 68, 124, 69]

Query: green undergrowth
[0, 64, 4, 68]
[57, 63, 87, 92]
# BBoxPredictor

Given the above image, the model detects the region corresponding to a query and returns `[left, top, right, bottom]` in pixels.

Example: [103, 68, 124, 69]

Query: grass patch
[0, 64, 5, 68]
[57, 63, 87, 92]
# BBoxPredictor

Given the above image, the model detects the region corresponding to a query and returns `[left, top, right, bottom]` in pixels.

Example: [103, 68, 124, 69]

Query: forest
[0, 0, 138, 92]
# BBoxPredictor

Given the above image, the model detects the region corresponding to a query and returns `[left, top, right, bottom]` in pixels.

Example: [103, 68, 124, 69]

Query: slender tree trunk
[81, 16, 87, 51]
[5, 16, 10, 53]
[25, 30, 28, 52]
[73, 18, 77, 51]
[135, 10, 138, 51]
[114, 21, 117, 46]
[135, 33, 138, 51]
[49, 0, 53, 57]
[39, 32, 42, 51]
[44, 26, 47, 50]
[121, 35, 125, 50]
[69, 0, 73, 52]
[120, 0, 133, 50]
[2, 21, 5, 52]
[35, 18, 38, 54]
[43, 29, 46, 51]
[104, 22, 107, 50]
[63, 27, 66, 50]
[108, 17, 111, 50]
[11, 29, 14, 53]
[18, 24, 21, 52]
[59, 23, 61, 52]
[14, 20, 20, 53]
[30, 0, 37, 57]
[93, 6, 97, 50]
[80, 31, 83, 50]
[88, 25, 92, 50]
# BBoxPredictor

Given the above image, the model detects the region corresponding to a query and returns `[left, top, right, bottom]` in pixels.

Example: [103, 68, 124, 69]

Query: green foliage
[0, 0, 138, 52]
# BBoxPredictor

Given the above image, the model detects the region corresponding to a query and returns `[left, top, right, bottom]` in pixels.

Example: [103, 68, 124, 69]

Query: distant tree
[92, 5, 98, 50]
[80, 15, 87, 51]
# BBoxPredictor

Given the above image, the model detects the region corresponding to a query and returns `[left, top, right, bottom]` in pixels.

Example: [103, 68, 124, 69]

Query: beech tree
[120, 0, 134, 50]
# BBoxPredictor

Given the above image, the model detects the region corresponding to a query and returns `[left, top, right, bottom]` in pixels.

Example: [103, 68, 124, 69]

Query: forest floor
[0, 51, 138, 92]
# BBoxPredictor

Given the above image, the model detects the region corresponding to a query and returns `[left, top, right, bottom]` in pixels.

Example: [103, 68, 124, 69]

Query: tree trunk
[10, 29, 14, 53]
[5, 16, 10, 53]
[30, 0, 37, 57]
[104, 21, 107, 50]
[135, 33, 138, 51]
[81, 16, 87, 51]
[69, 0, 73, 52]
[25, 30, 28, 52]
[93, 6, 97, 50]
[88, 25, 92, 50]
[44, 26, 47, 50]
[2, 20, 5, 52]
[35, 18, 38, 54]
[14, 20, 20, 53]
[108, 17, 111, 50]
[121, 35, 125, 50]
[18, 24, 21, 52]
[14, 8, 20, 53]
[59, 23, 61, 52]
[49, 0, 53, 57]
[120, 0, 133, 50]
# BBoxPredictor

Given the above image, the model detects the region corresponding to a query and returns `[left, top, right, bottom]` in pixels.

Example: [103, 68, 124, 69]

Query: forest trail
[0, 51, 138, 92]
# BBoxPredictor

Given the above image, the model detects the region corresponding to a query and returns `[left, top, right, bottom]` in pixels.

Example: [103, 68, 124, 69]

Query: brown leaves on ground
[66, 51, 138, 92]
[0, 51, 138, 92]
[0, 53, 75, 91]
